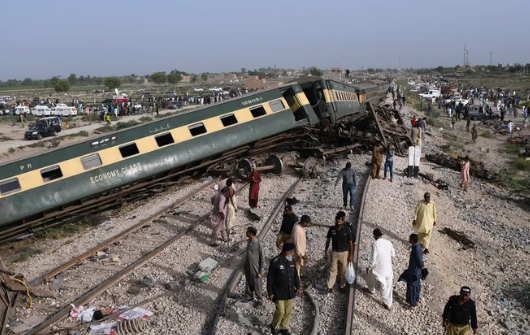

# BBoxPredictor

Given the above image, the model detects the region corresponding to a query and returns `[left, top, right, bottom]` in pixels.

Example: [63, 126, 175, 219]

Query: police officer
[275, 205, 299, 250]
[324, 211, 354, 293]
[267, 243, 300, 335]
[442, 286, 478, 335]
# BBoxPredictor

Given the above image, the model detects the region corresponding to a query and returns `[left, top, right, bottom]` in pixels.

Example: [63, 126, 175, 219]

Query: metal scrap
[440, 227, 476, 249]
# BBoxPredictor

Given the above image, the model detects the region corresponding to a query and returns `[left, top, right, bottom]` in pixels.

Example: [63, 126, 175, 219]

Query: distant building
[181, 75, 191, 83]
[244, 76, 283, 89]
[331, 68, 342, 81]
[207, 74, 224, 84]
[224, 73, 238, 83]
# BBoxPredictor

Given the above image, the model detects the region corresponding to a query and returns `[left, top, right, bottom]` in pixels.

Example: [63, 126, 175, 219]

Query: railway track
[22, 177, 248, 334]
[208, 176, 305, 334]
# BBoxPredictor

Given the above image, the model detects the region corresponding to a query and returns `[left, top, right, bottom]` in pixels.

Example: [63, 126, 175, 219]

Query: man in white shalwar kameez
[365, 228, 395, 310]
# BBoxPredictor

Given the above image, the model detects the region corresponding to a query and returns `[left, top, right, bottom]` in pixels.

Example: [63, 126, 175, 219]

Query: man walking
[210, 187, 229, 247]
[325, 211, 354, 293]
[383, 145, 394, 182]
[267, 243, 300, 335]
[244, 226, 264, 304]
[365, 228, 395, 310]
[471, 124, 478, 143]
[413, 192, 437, 254]
[372, 142, 384, 179]
[276, 205, 298, 250]
[290, 215, 311, 278]
[405, 234, 423, 308]
[442, 286, 478, 335]
[334, 162, 357, 209]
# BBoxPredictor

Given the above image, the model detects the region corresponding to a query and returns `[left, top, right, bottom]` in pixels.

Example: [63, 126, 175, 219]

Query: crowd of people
[206, 157, 478, 335]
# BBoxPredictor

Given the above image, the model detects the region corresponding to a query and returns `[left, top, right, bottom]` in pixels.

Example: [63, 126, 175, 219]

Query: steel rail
[24, 183, 249, 335]
[207, 176, 303, 335]
[343, 175, 371, 335]
[29, 176, 220, 285]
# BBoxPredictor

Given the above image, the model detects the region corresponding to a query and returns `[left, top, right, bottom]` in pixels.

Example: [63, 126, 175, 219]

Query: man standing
[276, 205, 298, 250]
[413, 192, 437, 254]
[290, 215, 311, 278]
[244, 226, 264, 304]
[383, 145, 394, 182]
[471, 124, 478, 143]
[334, 162, 357, 210]
[372, 142, 384, 179]
[418, 118, 426, 142]
[248, 165, 262, 209]
[224, 179, 238, 234]
[411, 124, 420, 146]
[365, 228, 395, 310]
[210, 187, 229, 247]
[405, 234, 423, 308]
[267, 243, 300, 335]
[442, 286, 478, 335]
[325, 211, 354, 293]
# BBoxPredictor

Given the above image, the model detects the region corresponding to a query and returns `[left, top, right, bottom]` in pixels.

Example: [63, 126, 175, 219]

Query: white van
[33, 105, 52, 116]
[419, 89, 441, 99]
[15, 105, 30, 115]
[54, 104, 77, 116]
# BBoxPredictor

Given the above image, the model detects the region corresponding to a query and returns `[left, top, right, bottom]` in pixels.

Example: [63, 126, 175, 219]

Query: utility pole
[399, 55, 401, 70]
[463, 43, 466, 67]
[489, 51, 492, 66]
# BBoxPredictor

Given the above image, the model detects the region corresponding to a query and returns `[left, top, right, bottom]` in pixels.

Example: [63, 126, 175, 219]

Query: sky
[1, 0, 529, 80]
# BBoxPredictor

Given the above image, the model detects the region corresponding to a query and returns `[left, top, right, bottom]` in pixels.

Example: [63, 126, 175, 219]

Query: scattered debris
[426, 153, 500, 181]
[440, 227, 476, 249]
[116, 318, 146, 334]
[247, 209, 261, 221]
[198, 258, 218, 272]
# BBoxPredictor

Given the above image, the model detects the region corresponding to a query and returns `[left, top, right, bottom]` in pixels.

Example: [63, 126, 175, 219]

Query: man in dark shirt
[267, 243, 300, 335]
[275, 205, 298, 250]
[334, 162, 357, 210]
[442, 286, 478, 335]
[324, 211, 354, 293]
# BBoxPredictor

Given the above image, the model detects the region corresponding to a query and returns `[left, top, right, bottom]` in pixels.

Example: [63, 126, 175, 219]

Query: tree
[68, 73, 77, 85]
[201, 73, 208, 81]
[436, 66, 444, 73]
[54, 79, 71, 93]
[22, 78, 33, 86]
[345, 69, 350, 78]
[49, 76, 60, 88]
[150, 72, 167, 84]
[104, 77, 121, 90]
[167, 72, 182, 86]
[309, 67, 323, 76]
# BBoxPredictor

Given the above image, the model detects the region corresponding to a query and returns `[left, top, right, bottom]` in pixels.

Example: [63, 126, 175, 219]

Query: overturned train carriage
[0, 79, 386, 240]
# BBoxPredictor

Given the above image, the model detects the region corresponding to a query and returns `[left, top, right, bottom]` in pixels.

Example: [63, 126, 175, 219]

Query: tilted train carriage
[0, 79, 387, 240]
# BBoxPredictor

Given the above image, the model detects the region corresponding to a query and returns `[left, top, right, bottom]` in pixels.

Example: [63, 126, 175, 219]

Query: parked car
[133, 103, 142, 109]
[24, 117, 61, 140]
[168, 101, 182, 109]
[419, 89, 441, 99]
[467, 106, 499, 120]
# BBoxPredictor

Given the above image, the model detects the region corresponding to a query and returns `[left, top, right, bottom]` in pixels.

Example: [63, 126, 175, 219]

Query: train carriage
[0, 83, 317, 236]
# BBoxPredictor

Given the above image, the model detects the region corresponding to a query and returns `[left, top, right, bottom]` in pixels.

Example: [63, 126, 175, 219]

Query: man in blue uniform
[267, 243, 301, 335]
[442, 286, 478, 335]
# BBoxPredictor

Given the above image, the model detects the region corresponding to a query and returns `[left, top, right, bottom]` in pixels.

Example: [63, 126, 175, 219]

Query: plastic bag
[345, 262, 356, 284]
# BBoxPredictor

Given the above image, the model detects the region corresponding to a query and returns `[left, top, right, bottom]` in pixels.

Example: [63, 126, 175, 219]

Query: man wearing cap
[275, 205, 299, 250]
[365, 228, 395, 310]
[325, 211, 354, 293]
[290, 215, 311, 278]
[413, 192, 437, 254]
[442, 286, 478, 335]
[267, 243, 301, 335]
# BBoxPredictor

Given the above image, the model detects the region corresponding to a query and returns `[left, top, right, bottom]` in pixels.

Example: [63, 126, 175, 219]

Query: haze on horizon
[1, 0, 529, 81]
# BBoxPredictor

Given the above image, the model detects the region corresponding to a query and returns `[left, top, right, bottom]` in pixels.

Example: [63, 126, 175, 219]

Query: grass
[35, 214, 106, 240]
[28, 141, 46, 148]
[139, 116, 153, 122]
[513, 157, 530, 171]
[443, 140, 464, 153]
[115, 120, 139, 130]
[8, 147, 15, 154]
[95, 125, 114, 133]
[13, 247, 42, 263]
[480, 131, 496, 138]
[0, 133, 13, 141]
[500, 143, 522, 155]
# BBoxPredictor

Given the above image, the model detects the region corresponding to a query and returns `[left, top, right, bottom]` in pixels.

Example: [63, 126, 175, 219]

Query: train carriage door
[282, 88, 310, 123]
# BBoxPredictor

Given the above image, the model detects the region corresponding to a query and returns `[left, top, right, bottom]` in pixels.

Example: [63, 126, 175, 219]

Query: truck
[419, 89, 442, 99]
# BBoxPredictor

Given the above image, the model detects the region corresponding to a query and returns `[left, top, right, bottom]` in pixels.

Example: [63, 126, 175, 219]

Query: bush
[427, 117, 446, 128]
[139, 116, 153, 122]
[443, 141, 464, 153]
[95, 125, 114, 133]
[500, 143, 522, 155]
[78, 130, 89, 137]
[14, 247, 42, 262]
[115, 120, 139, 130]
[480, 131, 496, 138]
[513, 157, 530, 171]
[8, 147, 15, 154]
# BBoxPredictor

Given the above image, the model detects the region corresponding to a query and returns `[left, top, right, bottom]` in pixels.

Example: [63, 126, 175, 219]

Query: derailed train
[0, 78, 387, 240]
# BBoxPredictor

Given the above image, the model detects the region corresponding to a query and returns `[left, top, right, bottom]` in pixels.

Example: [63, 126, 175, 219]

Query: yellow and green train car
[0, 83, 317, 234]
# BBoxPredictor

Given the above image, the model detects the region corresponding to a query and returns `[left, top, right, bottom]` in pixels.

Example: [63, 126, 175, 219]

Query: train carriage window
[220, 114, 238, 127]
[0, 178, 21, 195]
[189, 122, 207, 136]
[155, 132, 175, 147]
[119, 143, 140, 158]
[250, 105, 267, 118]
[269, 100, 285, 112]
[81, 153, 102, 170]
[41, 165, 63, 182]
